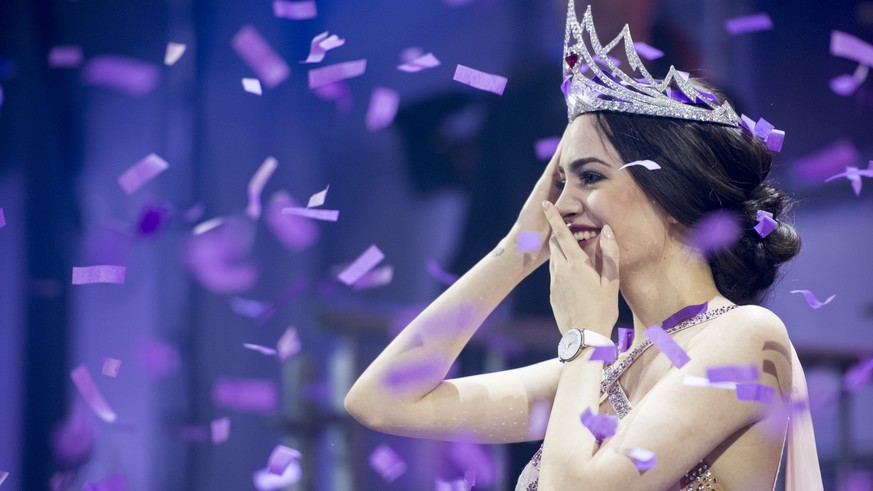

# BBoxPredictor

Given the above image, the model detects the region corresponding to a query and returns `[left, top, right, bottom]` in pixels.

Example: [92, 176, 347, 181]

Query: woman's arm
[537, 307, 792, 490]
[344, 138, 567, 443]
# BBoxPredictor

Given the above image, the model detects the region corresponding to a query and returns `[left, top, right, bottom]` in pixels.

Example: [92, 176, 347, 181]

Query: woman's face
[555, 115, 675, 274]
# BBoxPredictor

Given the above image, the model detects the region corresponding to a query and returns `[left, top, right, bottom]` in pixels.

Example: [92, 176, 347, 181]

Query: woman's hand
[542, 201, 620, 336]
[505, 136, 565, 271]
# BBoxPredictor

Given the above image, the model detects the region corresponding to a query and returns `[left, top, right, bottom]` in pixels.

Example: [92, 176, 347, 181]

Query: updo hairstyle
[591, 83, 801, 305]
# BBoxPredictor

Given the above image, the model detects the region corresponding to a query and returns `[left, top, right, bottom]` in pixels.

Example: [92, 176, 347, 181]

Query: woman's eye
[579, 171, 603, 185]
[554, 178, 566, 190]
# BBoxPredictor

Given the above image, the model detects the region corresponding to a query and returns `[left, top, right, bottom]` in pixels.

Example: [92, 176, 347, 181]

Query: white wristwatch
[557, 328, 615, 363]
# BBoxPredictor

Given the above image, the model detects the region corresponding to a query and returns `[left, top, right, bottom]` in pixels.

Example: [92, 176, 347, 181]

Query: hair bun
[710, 182, 801, 304]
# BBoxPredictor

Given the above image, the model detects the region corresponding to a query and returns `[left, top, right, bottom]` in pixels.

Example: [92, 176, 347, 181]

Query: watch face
[558, 329, 582, 361]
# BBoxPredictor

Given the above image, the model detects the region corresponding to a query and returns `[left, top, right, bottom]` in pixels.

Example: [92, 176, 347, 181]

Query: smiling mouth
[572, 229, 601, 245]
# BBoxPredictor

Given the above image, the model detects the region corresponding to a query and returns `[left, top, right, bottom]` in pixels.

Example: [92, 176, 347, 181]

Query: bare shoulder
[700, 304, 789, 346]
[692, 304, 793, 393]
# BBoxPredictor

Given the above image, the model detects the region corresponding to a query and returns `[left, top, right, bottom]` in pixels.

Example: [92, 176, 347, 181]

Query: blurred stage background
[1, 0, 872, 489]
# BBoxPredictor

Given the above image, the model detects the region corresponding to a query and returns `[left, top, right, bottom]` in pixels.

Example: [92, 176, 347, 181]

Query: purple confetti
[725, 13, 773, 35]
[307, 185, 329, 208]
[243, 343, 278, 356]
[242, 78, 262, 95]
[211, 417, 230, 444]
[72, 265, 126, 285]
[253, 461, 301, 490]
[754, 210, 778, 238]
[48, 45, 83, 68]
[231, 25, 291, 88]
[369, 444, 407, 482]
[435, 479, 468, 491]
[230, 297, 270, 318]
[118, 153, 169, 195]
[617, 327, 634, 353]
[830, 73, 863, 96]
[308, 59, 367, 89]
[266, 192, 318, 251]
[0, 472, 7, 485]
[707, 364, 760, 383]
[580, 407, 618, 440]
[831, 31, 873, 67]
[844, 357, 873, 392]
[790, 289, 836, 309]
[82, 472, 126, 491]
[426, 259, 459, 286]
[184, 217, 259, 294]
[766, 129, 785, 152]
[516, 231, 541, 253]
[352, 265, 394, 290]
[686, 211, 741, 257]
[138, 203, 171, 236]
[277, 326, 301, 361]
[534, 137, 560, 160]
[0, 208, 6, 229]
[662, 302, 707, 330]
[683, 374, 736, 390]
[643, 324, 691, 368]
[754, 117, 775, 139]
[825, 162, 873, 196]
[626, 447, 656, 471]
[453, 65, 507, 95]
[102, 358, 121, 378]
[384, 357, 443, 393]
[82, 55, 160, 96]
[246, 156, 278, 220]
[312, 81, 352, 113]
[301, 31, 345, 64]
[735, 383, 776, 404]
[281, 206, 339, 221]
[338, 244, 385, 285]
[590, 344, 617, 363]
[164, 42, 186, 66]
[267, 445, 301, 475]
[794, 139, 860, 182]
[447, 441, 495, 487]
[272, 0, 317, 20]
[632, 42, 664, 61]
[138, 338, 180, 377]
[366, 87, 400, 132]
[212, 378, 278, 413]
[70, 365, 117, 423]
[397, 52, 441, 73]
[618, 159, 661, 171]
[51, 405, 95, 467]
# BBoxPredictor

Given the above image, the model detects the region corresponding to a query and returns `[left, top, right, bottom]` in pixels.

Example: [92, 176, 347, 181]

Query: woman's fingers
[598, 224, 620, 286]
[542, 201, 583, 262]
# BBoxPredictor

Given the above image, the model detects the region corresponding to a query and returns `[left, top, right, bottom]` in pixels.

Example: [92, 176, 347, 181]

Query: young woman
[345, 3, 823, 490]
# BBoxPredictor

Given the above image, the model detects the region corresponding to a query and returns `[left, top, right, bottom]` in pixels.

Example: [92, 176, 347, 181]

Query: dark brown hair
[592, 94, 800, 305]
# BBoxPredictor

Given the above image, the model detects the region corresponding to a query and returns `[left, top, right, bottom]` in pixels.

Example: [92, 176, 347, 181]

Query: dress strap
[601, 305, 738, 394]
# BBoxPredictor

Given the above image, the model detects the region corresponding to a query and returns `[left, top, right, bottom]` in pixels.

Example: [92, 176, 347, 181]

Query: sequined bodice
[515, 306, 738, 491]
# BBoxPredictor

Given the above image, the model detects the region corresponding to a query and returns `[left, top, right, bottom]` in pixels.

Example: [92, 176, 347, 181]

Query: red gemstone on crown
[565, 53, 579, 68]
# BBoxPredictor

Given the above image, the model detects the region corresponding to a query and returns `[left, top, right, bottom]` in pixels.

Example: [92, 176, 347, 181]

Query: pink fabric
[785, 344, 823, 491]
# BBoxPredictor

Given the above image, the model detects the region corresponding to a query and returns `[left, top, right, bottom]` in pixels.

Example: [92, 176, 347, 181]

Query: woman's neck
[620, 249, 727, 340]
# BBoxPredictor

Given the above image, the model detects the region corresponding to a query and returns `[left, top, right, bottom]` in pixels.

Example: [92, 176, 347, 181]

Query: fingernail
[602, 224, 614, 239]
[542, 201, 552, 211]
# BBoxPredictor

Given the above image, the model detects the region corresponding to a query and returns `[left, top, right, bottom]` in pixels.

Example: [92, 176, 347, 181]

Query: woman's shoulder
[711, 304, 789, 341]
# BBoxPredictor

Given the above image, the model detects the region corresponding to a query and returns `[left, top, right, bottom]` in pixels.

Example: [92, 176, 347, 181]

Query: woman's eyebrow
[558, 157, 610, 174]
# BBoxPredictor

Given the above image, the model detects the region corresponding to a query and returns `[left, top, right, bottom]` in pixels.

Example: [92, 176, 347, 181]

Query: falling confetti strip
[117, 153, 169, 195]
[70, 365, 117, 423]
[453, 64, 507, 95]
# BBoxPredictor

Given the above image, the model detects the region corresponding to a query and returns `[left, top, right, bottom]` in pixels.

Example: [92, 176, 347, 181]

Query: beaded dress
[515, 306, 739, 491]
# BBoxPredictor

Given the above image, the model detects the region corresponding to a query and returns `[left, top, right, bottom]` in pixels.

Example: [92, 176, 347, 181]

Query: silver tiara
[563, 2, 741, 126]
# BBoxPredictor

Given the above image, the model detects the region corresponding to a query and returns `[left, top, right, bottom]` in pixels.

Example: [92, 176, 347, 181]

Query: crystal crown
[563, 2, 741, 126]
